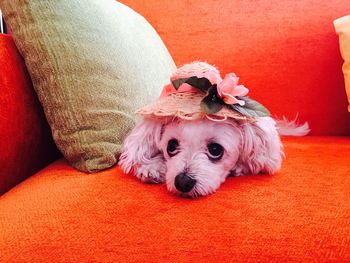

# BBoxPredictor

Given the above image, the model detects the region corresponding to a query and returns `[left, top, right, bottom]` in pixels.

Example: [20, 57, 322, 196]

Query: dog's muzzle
[174, 173, 196, 193]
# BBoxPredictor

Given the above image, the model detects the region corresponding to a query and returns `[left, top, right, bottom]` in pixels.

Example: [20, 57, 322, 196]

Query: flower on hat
[216, 73, 249, 105]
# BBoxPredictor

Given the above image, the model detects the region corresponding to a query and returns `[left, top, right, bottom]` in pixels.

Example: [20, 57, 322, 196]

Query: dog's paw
[230, 166, 246, 177]
[134, 155, 166, 184]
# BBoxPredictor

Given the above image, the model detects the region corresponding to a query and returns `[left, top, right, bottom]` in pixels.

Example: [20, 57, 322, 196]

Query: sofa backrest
[121, 0, 350, 135]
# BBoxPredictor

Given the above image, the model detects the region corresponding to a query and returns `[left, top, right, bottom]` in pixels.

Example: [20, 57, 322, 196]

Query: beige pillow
[334, 15, 350, 112]
[0, 0, 176, 172]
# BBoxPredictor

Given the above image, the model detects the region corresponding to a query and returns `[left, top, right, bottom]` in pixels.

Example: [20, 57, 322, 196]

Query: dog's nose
[175, 173, 196, 193]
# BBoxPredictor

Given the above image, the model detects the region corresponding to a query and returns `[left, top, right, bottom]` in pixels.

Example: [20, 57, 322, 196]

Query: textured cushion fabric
[120, 0, 350, 135]
[334, 15, 350, 112]
[0, 0, 176, 172]
[0, 137, 349, 262]
[0, 35, 60, 195]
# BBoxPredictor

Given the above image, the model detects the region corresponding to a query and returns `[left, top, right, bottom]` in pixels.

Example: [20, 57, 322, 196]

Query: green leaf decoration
[171, 76, 212, 92]
[200, 85, 224, 114]
[229, 104, 258, 117]
[184, 76, 212, 92]
[171, 78, 190, 90]
[201, 98, 224, 114]
[240, 96, 270, 116]
[229, 96, 270, 117]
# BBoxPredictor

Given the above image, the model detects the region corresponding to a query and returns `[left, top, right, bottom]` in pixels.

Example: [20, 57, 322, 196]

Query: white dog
[119, 62, 309, 197]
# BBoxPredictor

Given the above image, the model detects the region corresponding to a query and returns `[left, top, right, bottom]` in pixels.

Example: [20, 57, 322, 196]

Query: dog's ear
[119, 118, 165, 174]
[236, 117, 283, 175]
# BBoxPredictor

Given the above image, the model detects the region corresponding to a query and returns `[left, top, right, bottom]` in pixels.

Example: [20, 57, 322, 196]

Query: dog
[119, 62, 309, 197]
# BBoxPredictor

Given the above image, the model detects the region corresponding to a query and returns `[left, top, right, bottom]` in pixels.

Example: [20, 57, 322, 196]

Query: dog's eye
[207, 143, 224, 160]
[167, 139, 179, 157]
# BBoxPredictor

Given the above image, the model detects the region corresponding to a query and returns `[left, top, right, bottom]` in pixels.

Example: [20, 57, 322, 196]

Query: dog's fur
[119, 62, 309, 197]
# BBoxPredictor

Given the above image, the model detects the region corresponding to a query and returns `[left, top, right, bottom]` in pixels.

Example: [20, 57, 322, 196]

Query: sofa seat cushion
[0, 137, 349, 262]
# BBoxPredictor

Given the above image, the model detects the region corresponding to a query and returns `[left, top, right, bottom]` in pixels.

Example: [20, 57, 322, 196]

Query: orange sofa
[1, 0, 350, 261]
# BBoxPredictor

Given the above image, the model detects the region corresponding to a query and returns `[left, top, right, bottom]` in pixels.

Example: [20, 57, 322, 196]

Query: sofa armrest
[0, 34, 60, 195]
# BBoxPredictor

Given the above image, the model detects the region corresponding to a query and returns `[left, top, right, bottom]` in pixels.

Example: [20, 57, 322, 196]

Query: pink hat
[136, 62, 270, 122]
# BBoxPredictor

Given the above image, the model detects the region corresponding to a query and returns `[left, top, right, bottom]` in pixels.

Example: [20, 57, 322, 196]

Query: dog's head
[159, 119, 240, 197]
[119, 117, 283, 197]
[158, 118, 282, 197]
[120, 116, 283, 198]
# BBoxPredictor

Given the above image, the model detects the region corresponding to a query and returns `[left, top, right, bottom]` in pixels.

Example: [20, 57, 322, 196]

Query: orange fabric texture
[0, 35, 60, 195]
[120, 0, 350, 135]
[0, 137, 349, 262]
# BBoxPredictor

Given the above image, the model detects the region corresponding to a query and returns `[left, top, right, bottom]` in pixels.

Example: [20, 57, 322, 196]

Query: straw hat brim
[135, 92, 248, 121]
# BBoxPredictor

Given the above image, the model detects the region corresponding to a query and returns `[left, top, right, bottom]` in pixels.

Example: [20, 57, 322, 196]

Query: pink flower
[217, 73, 249, 105]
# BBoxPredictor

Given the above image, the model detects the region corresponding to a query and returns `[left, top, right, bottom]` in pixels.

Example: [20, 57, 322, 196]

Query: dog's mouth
[171, 186, 197, 198]
[178, 192, 195, 199]
[174, 186, 214, 198]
